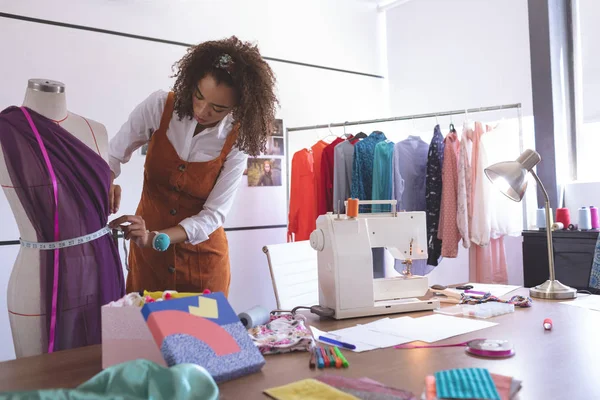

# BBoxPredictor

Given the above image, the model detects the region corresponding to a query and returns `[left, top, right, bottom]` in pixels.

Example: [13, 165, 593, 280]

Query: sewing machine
[309, 200, 440, 319]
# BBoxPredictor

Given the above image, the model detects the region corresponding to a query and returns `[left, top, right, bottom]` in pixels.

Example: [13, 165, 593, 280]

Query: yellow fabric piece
[264, 379, 359, 400]
[189, 296, 219, 318]
[143, 290, 201, 300]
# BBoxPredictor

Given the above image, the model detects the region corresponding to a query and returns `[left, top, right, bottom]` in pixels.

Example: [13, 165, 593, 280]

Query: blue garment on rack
[392, 135, 432, 276]
[351, 131, 387, 213]
[425, 125, 445, 266]
[589, 232, 600, 290]
[372, 140, 395, 213]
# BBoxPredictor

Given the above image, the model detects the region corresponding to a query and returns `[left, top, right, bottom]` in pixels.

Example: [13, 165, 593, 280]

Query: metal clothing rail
[286, 103, 522, 132]
[284, 102, 525, 226]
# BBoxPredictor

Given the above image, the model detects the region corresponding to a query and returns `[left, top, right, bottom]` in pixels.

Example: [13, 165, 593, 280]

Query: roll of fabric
[556, 208, 571, 227]
[590, 206, 600, 229]
[579, 207, 592, 230]
[238, 305, 271, 329]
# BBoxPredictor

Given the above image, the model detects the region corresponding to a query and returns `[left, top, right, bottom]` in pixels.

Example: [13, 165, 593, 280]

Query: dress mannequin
[0, 79, 109, 358]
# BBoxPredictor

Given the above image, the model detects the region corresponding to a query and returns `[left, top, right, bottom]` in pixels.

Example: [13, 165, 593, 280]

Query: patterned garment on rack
[589, 232, 600, 290]
[425, 125, 445, 266]
[247, 314, 314, 355]
[351, 131, 387, 213]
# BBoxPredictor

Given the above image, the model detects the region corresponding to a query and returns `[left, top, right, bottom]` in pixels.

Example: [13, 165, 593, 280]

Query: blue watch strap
[152, 232, 170, 251]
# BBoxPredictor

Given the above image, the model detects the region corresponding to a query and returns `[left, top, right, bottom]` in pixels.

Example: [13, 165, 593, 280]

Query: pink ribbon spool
[590, 206, 600, 229]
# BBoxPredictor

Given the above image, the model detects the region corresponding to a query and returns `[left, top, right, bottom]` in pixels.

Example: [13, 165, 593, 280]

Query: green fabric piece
[434, 368, 500, 400]
[0, 359, 219, 400]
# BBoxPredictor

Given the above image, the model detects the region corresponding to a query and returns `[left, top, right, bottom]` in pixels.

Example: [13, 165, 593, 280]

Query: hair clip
[214, 53, 234, 73]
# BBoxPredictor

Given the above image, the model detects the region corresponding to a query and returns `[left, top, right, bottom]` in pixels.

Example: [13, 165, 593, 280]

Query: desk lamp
[484, 149, 577, 299]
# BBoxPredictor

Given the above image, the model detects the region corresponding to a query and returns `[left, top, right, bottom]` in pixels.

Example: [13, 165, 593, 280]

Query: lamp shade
[484, 149, 541, 202]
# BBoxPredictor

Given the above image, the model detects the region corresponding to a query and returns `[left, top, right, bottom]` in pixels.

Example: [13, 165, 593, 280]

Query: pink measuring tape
[21, 107, 60, 353]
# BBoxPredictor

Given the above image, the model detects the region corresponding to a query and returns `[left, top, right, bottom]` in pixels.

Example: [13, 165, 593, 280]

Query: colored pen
[329, 347, 342, 369]
[319, 347, 330, 367]
[333, 346, 349, 368]
[318, 335, 356, 350]
[309, 347, 316, 369]
[315, 347, 325, 369]
[326, 347, 336, 367]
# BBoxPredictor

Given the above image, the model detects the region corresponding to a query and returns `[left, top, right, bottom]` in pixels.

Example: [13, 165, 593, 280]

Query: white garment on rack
[457, 123, 472, 249]
[470, 127, 491, 246]
[482, 122, 523, 238]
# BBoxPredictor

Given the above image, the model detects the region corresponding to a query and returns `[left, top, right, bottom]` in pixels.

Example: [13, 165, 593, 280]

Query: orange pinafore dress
[127, 92, 237, 296]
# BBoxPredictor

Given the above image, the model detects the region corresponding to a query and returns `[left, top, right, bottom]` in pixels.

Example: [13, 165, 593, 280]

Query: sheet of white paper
[310, 322, 412, 352]
[560, 295, 600, 311]
[408, 314, 497, 343]
[466, 283, 521, 298]
[309, 325, 377, 352]
[363, 314, 496, 343]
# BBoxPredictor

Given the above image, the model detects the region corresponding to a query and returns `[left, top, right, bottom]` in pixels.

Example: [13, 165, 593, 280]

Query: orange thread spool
[347, 198, 359, 218]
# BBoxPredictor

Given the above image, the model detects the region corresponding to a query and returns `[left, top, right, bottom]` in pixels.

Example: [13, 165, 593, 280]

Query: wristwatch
[152, 231, 170, 252]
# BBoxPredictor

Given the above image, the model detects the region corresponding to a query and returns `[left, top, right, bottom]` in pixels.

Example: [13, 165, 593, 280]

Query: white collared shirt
[108, 90, 248, 245]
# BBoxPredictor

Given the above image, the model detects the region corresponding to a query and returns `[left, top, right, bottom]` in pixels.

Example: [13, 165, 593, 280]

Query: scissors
[456, 285, 474, 290]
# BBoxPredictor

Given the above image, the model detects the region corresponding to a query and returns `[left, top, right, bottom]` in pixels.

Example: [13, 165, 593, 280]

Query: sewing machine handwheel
[310, 229, 324, 251]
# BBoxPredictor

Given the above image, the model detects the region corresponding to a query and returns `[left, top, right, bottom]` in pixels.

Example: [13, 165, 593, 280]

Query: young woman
[258, 160, 274, 186]
[108, 36, 278, 296]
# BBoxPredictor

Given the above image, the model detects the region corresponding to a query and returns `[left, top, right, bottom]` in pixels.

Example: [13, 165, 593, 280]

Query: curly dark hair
[171, 36, 279, 156]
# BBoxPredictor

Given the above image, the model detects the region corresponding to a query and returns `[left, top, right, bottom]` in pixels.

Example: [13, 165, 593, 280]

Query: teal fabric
[372, 140, 395, 213]
[589, 232, 600, 289]
[435, 368, 500, 400]
[0, 359, 219, 400]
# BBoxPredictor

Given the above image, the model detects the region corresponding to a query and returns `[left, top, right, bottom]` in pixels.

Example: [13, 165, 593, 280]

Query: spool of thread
[237, 305, 271, 329]
[536, 208, 549, 229]
[555, 208, 571, 227]
[578, 207, 592, 230]
[346, 198, 359, 218]
[551, 222, 564, 231]
[590, 206, 600, 229]
[568, 223, 578, 231]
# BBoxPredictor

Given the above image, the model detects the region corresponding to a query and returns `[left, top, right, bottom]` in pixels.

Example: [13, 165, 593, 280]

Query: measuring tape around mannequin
[20, 226, 112, 250]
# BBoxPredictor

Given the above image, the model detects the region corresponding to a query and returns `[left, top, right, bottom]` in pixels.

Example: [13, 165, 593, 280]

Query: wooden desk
[1, 289, 599, 399]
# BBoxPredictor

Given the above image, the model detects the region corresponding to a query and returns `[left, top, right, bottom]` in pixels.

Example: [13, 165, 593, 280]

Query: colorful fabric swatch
[247, 314, 313, 355]
[434, 368, 500, 400]
[264, 378, 359, 400]
[425, 373, 520, 400]
[141, 292, 265, 383]
[315, 375, 417, 399]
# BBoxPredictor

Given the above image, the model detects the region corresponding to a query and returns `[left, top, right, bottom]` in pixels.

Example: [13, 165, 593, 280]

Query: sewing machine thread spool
[346, 198, 359, 218]
[579, 207, 592, 230]
[238, 305, 271, 329]
[590, 206, 600, 229]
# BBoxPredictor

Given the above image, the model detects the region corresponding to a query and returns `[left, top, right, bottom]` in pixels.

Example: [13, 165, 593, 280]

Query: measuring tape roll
[20, 226, 112, 250]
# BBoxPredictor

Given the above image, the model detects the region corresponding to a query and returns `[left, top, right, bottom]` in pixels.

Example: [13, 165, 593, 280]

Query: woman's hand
[109, 215, 154, 248]
[109, 172, 121, 214]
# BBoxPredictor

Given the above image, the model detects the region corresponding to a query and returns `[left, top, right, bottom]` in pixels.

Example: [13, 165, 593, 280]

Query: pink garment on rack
[469, 122, 508, 284]
[438, 131, 460, 258]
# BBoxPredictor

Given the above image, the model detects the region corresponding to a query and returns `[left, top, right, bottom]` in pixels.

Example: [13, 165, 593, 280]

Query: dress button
[178, 164, 186, 172]
[170, 209, 177, 215]
[168, 265, 175, 273]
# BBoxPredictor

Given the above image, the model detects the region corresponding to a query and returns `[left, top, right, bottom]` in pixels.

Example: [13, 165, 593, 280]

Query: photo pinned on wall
[247, 158, 282, 187]
[272, 119, 283, 137]
[265, 137, 284, 156]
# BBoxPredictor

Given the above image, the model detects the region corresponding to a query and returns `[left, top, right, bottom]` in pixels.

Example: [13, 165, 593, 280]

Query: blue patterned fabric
[589, 232, 600, 289]
[435, 368, 500, 400]
[426, 125, 445, 266]
[372, 140, 395, 213]
[351, 131, 387, 212]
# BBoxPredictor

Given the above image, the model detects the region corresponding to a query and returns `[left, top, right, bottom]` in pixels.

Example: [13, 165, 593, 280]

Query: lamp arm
[530, 170, 555, 281]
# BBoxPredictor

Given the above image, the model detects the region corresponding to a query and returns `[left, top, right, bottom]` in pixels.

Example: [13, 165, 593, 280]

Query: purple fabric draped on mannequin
[0, 106, 125, 352]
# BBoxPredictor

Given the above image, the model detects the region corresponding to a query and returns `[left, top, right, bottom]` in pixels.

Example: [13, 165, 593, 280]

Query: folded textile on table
[247, 314, 313, 355]
[264, 378, 359, 400]
[315, 375, 417, 400]
[141, 292, 265, 383]
[424, 369, 521, 400]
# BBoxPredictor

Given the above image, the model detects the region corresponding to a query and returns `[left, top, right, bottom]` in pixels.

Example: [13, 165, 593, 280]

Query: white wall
[0, 0, 387, 361]
[384, 0, 534, 286]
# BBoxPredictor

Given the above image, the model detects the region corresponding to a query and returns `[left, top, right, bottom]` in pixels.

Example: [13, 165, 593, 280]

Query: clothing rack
[284, 102, 527, 228]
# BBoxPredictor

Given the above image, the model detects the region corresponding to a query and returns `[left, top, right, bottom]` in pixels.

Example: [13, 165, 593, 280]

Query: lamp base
[529, 279, 577, 300]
